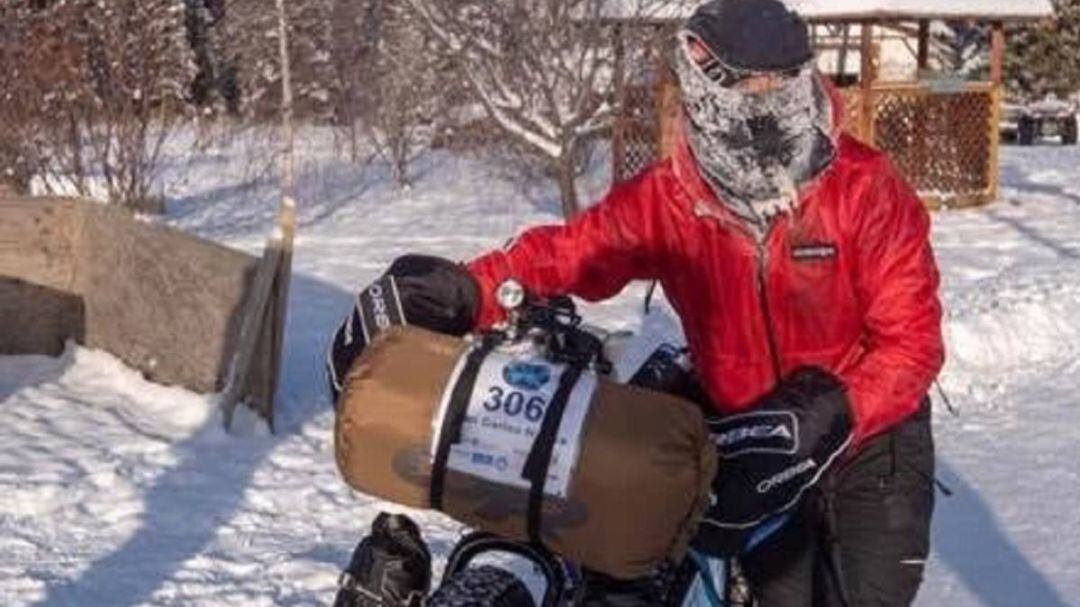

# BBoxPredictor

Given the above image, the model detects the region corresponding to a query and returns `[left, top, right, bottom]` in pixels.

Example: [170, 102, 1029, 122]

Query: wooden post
[658, 84, 678, 160]
[917, 20, 930, 72]
[264, 0, 297, 428]
[988, 22, 1006, 203]
[612, 23, 627, 183]
[911, 20, 931, 203]
[990, 22, 1006, 86]
[656, 47, 680, 161]
[988, 85, 1003, 203]
[836, 24, 851, 82]
[221, 0, 297, 432]
[859, 22, 876, 143]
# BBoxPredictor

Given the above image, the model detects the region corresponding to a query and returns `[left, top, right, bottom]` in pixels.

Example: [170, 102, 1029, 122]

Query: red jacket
[467, 124, 944, 445]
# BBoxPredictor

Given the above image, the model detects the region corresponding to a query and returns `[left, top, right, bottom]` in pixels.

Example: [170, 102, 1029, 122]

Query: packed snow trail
[920, 148, 1080, 606]
[2, 137, 1079, 605]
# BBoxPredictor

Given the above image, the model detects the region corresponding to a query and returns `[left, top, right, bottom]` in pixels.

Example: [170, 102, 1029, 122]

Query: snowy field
[2, 133, 1079, 606]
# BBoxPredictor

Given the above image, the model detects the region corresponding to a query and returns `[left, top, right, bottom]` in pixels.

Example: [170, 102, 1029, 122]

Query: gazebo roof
[605, 0, 1056, 23]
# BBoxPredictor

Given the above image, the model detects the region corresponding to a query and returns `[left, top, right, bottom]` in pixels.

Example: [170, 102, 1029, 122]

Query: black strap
[521, 363, 586, 545]
[430, 338, 497, 511]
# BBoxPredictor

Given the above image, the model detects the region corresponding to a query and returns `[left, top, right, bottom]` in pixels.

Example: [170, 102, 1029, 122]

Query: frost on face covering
[673, 34, 835, 228]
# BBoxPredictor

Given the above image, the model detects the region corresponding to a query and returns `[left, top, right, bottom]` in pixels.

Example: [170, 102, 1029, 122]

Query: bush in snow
[328, 0, 445, 187]
[0, 0, 195, 212]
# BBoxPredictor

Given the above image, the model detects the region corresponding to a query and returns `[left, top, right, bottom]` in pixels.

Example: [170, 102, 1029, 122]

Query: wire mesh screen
[619, 78, 999, 206]
[838, 88, 863, 140]
[870, 86, 996, 206]
[611, 22, 678, 184]
[615, 82, 661, 182]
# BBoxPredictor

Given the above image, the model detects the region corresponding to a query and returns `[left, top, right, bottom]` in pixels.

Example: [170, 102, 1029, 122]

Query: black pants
[739, 403, 935, 607]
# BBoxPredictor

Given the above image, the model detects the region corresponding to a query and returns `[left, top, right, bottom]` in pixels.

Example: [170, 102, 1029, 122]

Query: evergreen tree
[1007, 0, 1080, 98]
[933, 21, 989, 78]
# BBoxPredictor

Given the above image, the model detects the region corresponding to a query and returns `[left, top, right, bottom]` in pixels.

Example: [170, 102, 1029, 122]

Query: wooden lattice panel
[615, 83, 660, 182]
[611, 22, 676, 184]
[628, 84, 658, 177]
[838, 88, 863, 140]
[872, 87, 994, 204]
[622, 76, 999, 206]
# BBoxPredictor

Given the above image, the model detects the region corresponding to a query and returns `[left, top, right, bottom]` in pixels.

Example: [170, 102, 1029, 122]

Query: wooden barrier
[0, 197, 282, 426]
[615, 79, 1001, 209]
[840, 82, 1000, 208]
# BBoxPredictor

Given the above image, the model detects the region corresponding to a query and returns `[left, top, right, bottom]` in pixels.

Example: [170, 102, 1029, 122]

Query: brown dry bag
[334, 325, 716, 579]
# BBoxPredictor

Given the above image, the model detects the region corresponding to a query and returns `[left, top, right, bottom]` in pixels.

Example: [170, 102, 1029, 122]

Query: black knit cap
[685, 0, 812, 72]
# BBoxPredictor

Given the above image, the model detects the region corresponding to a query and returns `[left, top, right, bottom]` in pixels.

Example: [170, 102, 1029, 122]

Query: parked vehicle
[1002, 94, 1078, 146]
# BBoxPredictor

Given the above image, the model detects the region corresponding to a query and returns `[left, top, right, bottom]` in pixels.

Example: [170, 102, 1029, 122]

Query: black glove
[327, 255, 479, 404]
[693, 367, 853, 556]
[333, 512, 432, 607]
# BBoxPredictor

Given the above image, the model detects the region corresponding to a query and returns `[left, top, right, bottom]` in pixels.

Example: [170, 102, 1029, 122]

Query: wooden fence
[613, 79, 1003, 209]
[840, 82, 1001, 208]
[0, 197, 284, 428]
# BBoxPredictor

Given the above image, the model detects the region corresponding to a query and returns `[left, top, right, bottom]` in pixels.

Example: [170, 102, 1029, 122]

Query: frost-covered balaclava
[674, 0, 835, 228]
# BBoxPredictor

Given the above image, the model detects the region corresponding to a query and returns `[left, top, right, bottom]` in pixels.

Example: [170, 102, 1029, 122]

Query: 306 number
[484, 387, 546, 422]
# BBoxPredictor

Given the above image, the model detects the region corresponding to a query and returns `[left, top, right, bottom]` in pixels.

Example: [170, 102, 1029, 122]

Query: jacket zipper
[754, 232, 784, 383]
[691, 196, 785, 384]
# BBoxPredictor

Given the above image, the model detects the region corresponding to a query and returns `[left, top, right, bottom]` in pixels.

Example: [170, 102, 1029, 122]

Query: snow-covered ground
[2, 133, 1079, 606]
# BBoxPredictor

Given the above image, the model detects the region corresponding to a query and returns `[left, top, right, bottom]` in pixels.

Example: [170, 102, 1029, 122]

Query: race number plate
[432, 347, 596, 498]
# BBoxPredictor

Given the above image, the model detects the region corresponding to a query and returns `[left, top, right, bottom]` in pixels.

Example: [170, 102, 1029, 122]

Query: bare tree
[367, 4, 443, 188]
[82, 0, 195, 210]
[405, 0, 677, 218]
[0, 1, 94, 197]
[0, 2, 44, 195]
[328, 0, 378, 162]
[1, 0, 195, 211]
[325, 0, 441, 186]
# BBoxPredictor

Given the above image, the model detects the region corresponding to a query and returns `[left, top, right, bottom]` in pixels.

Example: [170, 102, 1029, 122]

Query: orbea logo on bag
[366, 283, 393, 330]
[359, 276, 405, 340]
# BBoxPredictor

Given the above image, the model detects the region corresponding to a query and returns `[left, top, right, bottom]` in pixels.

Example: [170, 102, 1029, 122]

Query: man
[329, 1, 943, 605]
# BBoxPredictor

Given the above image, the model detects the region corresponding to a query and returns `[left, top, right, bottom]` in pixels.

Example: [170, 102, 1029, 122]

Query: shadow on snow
[932, 458, 1070, 607]
[31, 270, 354, 607]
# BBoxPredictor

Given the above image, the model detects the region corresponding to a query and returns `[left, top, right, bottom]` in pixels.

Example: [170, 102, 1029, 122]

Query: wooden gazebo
[606, 0, 1056, 208]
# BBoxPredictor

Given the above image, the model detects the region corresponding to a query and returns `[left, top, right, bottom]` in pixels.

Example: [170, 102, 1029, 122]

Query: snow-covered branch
[405, 0, 630, 217]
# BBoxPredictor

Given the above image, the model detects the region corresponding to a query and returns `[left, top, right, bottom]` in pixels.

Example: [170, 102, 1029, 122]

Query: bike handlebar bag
[334, 325, 717, 579]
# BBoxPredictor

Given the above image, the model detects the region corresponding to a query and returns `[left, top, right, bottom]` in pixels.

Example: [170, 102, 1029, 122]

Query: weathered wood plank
[76, 207, 258, 393]
[0, 198, 81, 292]
[2, 196, 262, 397]
[219, 235, 283, 428]
[265, 200, 297, 428]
